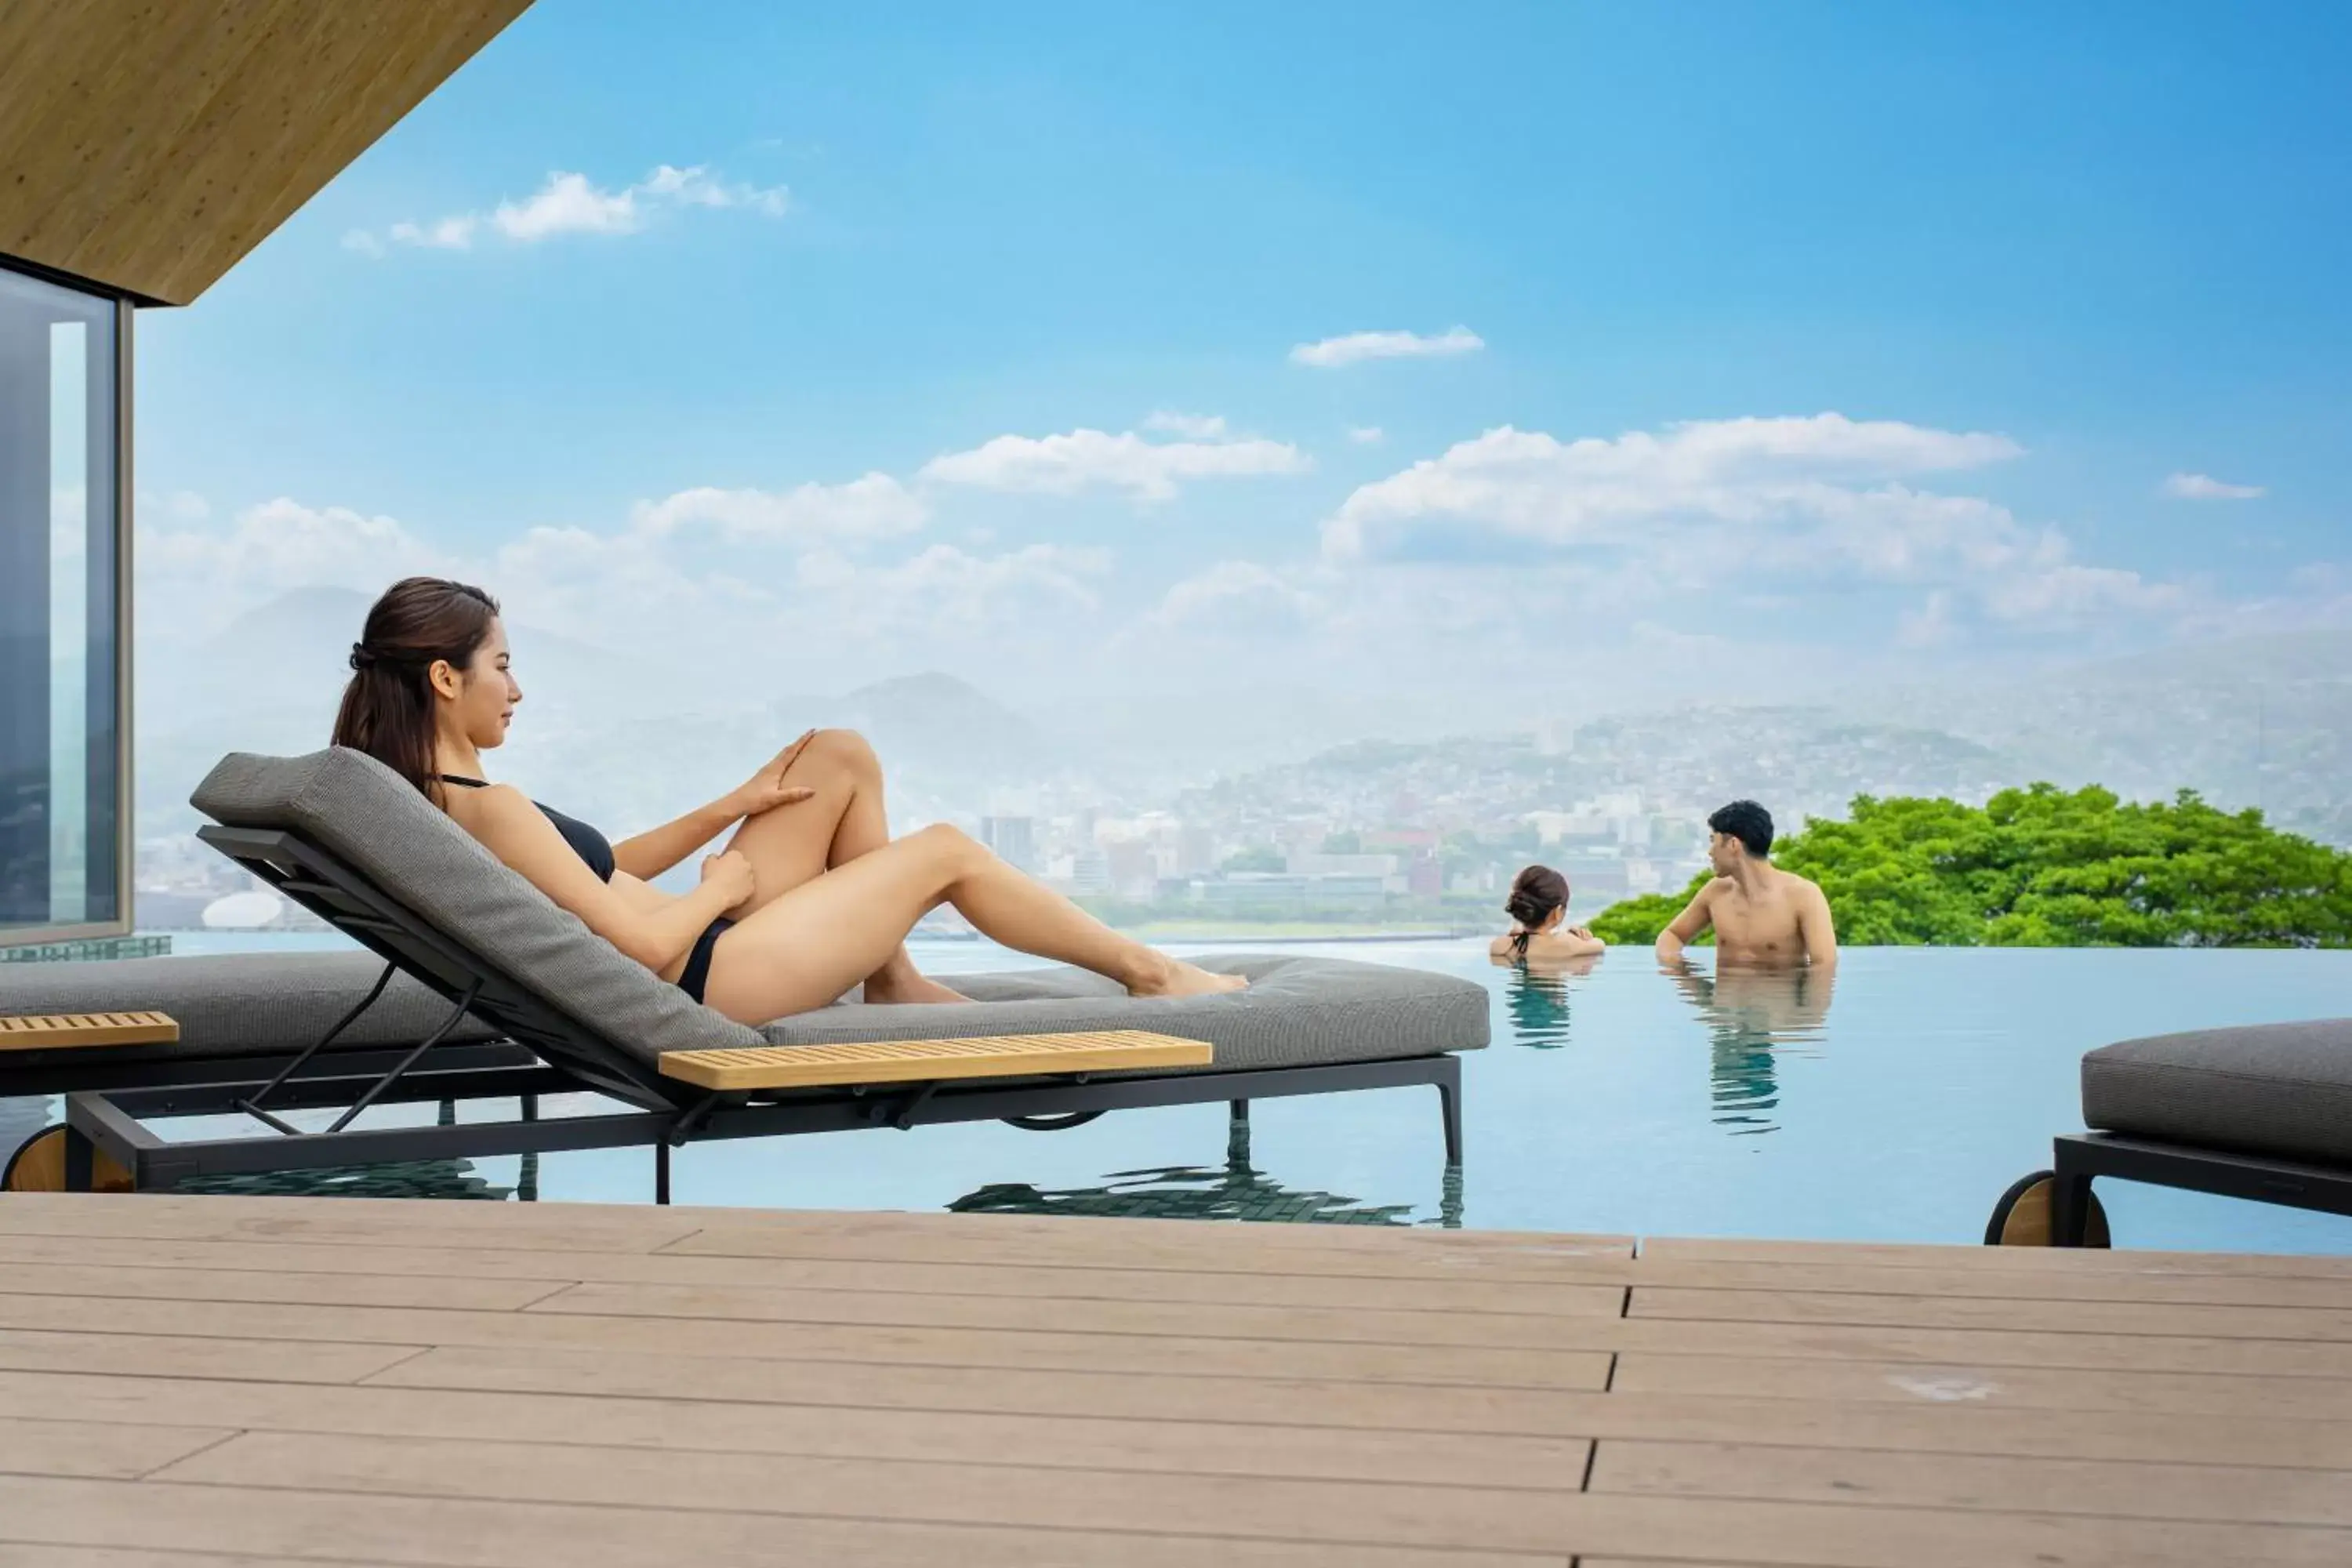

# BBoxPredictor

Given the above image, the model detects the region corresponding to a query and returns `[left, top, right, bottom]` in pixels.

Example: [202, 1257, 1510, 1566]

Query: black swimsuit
[438, 775, 733, 1004]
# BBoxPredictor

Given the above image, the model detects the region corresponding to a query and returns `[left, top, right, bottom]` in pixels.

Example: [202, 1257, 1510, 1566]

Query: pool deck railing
[0, 1192, 2347, 1563]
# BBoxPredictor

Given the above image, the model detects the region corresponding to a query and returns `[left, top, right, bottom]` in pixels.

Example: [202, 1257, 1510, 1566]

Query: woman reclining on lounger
[331, 576, 1244, 1025]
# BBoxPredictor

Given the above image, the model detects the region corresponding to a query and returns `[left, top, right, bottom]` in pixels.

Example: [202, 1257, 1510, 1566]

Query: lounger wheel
[2, 1125, 133, 1194]
[1984, 1168, 2110, 1247]
[1001, 1111, 1107, 1132]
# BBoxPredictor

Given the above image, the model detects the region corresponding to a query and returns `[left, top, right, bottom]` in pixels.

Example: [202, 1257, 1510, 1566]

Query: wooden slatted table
[0, 1012, 179, 1051]
[0, 1193, 2346, 1564]
[659, 1029, 1211, 1090]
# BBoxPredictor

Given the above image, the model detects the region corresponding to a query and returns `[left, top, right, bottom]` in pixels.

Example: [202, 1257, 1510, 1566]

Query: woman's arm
[611, 797, 745, 883]
[471, 787, 746, 974]
[612, 730, 821, 881]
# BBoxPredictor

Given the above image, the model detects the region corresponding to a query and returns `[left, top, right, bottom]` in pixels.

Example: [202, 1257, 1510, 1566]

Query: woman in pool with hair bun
[1488, 865, 1606, 966]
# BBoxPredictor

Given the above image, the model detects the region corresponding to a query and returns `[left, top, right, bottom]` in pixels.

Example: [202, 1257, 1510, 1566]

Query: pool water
[11, 941, 2351, 1253]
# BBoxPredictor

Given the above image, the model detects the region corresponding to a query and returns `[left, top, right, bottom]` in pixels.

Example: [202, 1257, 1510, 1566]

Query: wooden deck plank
[365, 1341, 1615, 1433]
[1623, 1257, 2352, 1309]
[1589, 1438, 2352, 1526]
[0, 1551, 423, 1568]
[0, 1231, 1621, 1313]
[18, 1356, 2352, 1470]
[0, 1194, 704, 1254]
[1640, 1236, 2352, 1279]
[0, 1417, 234, 1481]
[523, 1277, 1626, 1344]
[0, 1261, 568, 1313]
[1631, 1285, 2352, 1343]
[0, 1475, 1566, 1568]
[663, 1217, 1639, 1279]
[0, 1328, 426, 1385]
[10, 1280, 2352, 1378]
[0, 1371, 1593, 1491]
[0, 1292, 1612, 1388]
[141, 1427, 2343, 1561]
[1612, 1352, 2352, 1421]
[16, 1225, 2342, 1312]
[117, 1434, 2352, 1565]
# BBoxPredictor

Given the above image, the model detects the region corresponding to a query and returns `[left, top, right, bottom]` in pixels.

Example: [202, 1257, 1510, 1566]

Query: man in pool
[1655, 800, 1838, 968]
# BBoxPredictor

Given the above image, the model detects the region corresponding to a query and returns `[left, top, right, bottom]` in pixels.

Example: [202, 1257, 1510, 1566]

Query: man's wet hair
[1708, 800, 1774, 858]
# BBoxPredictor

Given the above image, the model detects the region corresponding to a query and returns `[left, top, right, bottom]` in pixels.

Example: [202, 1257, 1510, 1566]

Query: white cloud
[132, 485, 1107, 690]
[352, 164, 789, 254]
[1142, 411, 1228, 439]
[1319, 412, 2180, 631]
[632, 474, 928, 543]
[2162, 471, 2265, 500]
[920, 425, 1310, 502]
[1152, 561, 1322, 632]
[388, 216, 481, 251]
[1324, 414, 2021, 560]
[1290, 327, 1484, 368]
[140, 498, 439, 604]
[1347, 426, 1385, 445]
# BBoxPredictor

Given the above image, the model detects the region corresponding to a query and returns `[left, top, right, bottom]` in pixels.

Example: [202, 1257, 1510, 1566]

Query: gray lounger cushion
[0, 951, 500, 1060]
[2082, 1019, 2352, 1167]
[760, 955, 1488, 1073]
[192, 747, 1486, 1077]
[195, 749, 762, 1067]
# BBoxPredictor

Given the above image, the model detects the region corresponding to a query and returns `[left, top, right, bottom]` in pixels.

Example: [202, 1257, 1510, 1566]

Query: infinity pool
[9, 940, 2350, 1253]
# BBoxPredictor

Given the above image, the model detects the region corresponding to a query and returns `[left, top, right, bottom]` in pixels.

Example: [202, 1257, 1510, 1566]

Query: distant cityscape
[125, 590, 2352, 938]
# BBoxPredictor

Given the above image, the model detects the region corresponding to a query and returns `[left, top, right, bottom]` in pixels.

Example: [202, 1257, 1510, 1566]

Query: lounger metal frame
[45, 824, 1467, 1200]
[2047, 1131, 2352, 1246]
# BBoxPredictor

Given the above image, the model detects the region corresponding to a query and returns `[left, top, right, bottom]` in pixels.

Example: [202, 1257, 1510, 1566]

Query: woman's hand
[730, 730, 819, 818]
[700, 848, 757, 906]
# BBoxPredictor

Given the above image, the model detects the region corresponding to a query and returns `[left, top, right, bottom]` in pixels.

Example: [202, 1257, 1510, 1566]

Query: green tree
[1588, 884, 1707, 946]
[1588, 785, 2352, 949]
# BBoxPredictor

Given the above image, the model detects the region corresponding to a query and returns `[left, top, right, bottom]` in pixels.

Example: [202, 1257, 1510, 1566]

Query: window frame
[0, 252, 136, 948]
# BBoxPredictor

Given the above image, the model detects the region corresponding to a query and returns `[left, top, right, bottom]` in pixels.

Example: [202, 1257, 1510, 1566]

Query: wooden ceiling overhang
[0, 0, 532, 303]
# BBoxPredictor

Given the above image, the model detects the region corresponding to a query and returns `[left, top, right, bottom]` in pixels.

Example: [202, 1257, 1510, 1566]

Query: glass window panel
[1, 265, 122, 940]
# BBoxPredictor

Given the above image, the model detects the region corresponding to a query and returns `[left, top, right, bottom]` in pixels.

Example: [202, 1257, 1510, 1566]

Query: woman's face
[434, 618, 521, 750]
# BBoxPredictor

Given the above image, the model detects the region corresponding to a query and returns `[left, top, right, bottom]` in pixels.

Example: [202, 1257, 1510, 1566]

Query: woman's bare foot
[1127, 953, 1249, 998]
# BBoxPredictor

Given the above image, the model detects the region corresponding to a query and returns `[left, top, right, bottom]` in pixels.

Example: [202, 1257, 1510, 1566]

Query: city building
[978, 815, 1035, 871]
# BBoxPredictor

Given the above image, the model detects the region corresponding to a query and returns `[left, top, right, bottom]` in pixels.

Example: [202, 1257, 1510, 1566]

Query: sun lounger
[0, 949, 524, 1098]
[45, 748, 1485, 1200]
[1987, 1018, 2352, 1245]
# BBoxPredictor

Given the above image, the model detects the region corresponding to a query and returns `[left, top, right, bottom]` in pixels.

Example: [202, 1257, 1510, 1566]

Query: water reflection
[1661, 960, 1836, 1137]
[1498, 954, 1600, 1049]
[949, 1112, 1463, 1227]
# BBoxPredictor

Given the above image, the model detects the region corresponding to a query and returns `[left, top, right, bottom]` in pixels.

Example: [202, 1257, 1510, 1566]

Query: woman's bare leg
[701, 824, 1243, 1024]
[719, 728, 962, 1004]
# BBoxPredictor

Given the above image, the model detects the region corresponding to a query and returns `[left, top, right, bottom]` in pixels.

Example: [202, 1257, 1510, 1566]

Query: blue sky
[133, 1, 2352, 730]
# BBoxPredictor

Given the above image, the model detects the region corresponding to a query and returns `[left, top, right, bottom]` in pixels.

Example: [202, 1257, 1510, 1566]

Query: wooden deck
[0, 1194, 2347, 1566]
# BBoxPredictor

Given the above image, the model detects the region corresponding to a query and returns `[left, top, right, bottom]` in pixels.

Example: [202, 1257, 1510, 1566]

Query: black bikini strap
[436, 774, 489, 789]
